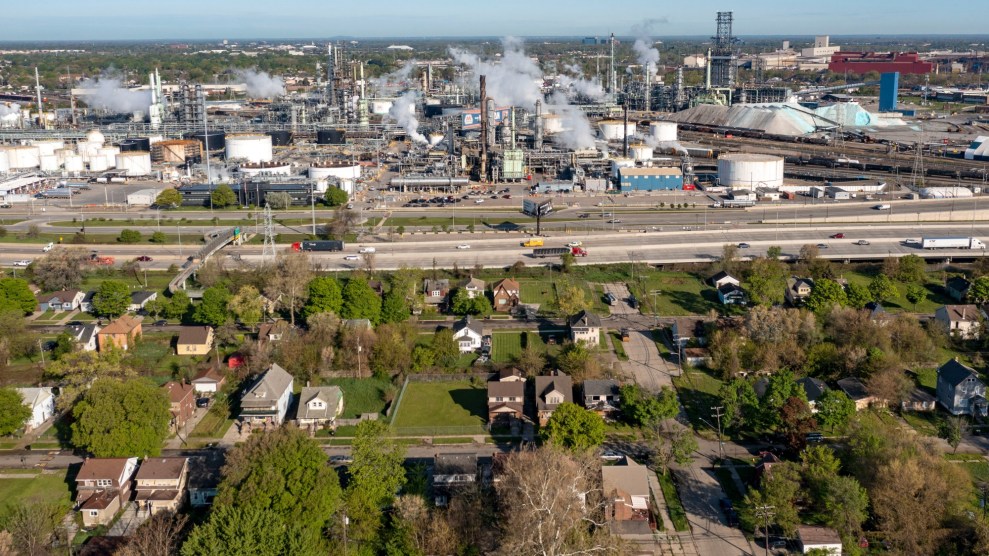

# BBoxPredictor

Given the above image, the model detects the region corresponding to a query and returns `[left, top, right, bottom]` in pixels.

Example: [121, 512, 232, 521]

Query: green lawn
[0, 474, 72, 516]
[658, 472, 690, 532]
[323, 377, 392, 418]
[80, 270, 175, 292]
[841, 268, 954, 314]
[630, 271, 722, 316]
[491, 330, 563, 363]
[673, 369, 725, 435]
[519, 279, 557, 308]
[391, 381, 487, 431]
[190, 393, 234, 438]
[610, 332, 629, 360]
[901, 409, 942, 437]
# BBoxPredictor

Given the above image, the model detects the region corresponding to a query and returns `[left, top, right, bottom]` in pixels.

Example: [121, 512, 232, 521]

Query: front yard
[390, 381, 487, 434]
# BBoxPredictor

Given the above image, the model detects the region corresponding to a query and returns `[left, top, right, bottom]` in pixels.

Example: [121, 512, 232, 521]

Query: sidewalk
[647, 471, 676, 532]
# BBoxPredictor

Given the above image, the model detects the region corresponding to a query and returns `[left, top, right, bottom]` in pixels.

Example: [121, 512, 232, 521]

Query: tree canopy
[155, 188, 182, 208]
[540, 402, 605, 451]
[340, 277, 381, 323]
[91, 280, 132, 318]
[620, 384, 679, 427]
[210, 184, 237, 208]
[71, 379, 171, 457]
[193, 286, 232, 327]
[303, 276, 343, 319]
[0, 387, 32, 436]
[347, 420, 407, 543]
[0, 278, 37, 315]
[805, 278, 847, 313]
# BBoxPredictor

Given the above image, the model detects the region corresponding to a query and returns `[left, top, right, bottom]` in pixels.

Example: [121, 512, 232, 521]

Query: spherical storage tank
[309, 162, 361, 180]
[649, 121, 677, 142]
[115, 152, 152, 177]
[717, 153, 784, 189]
[598, 120, 637, 141]
[225, 134, 273, 163]
[6, 146, 41, 169]
[86, 129, 105, 147]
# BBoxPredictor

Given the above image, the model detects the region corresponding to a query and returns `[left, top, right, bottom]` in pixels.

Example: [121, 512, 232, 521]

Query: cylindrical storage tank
[115, 152, 152, 176]
[266, 130, 292, 147]
[717, 153, 785, 189]
[7, 146, 41, 169]
[89, 156, 108, 172]
[369, 99, 394, 115]
[649, 121, 678, 142]
[40, 154, 59, 172]
[86, 129, 105, 147]
[185, 131, 225, 152]
[542, 114, 563, 134]
[239, 162, 293, 177]
[629, 144, 654, 162]
[225, 134, 272, 163]
[152, 140, 202, 164]
[54, 148, 74, 164]
[99, 147, 120, 169]
[0, 149, 9, 173]
[598, 120, 636, 141]
[64, 154, 84, 173]
[31, 139, 64, 157]
[119, 137, 152, 152]
[610, 158, 635, 178]
[316, 129, 346, 145]
[309, 162, 362, 180]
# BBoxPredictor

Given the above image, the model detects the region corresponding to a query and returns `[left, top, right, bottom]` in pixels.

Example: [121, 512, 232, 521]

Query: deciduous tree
[3, 499, 69, 556]
[430, 328, 459, 369]
[228, 285, 263, 327]
[868, 274, 898, 304]
[43, 349, 134, 410]
[969, 276, 989, 304]
[556, 282, 587, 316]
[29, 248, 88, 292]
[71, 379, 171, 457]
[620, 384, 679, 427]
[340, 276, 381, 324]
[193, 286, 231, 327]
[805, 278, 847, 313]
[513, 346, 546, 377]
[119, 510, 188, 556]
[0, 277, 37, 315]
[905, 283, 927, 309]
[346, 420, 406, 543]
[718, 378, 760, 432]
[745, 257, 787, 306]
[815, 389, 856, 433]
[897, 254, 926, 283]
[540, 402, 605, 451]
[118, 229, 142, 243]
[302, 276, 342, 320]
[155, 188, 182, 208]
[210, 184, 236, 208]
[181, 504, 323, 556]
[0, 387, 32, 436]
[91, 279, 131, 318]
[324, 186, 348, 207]
[264, 252, 312, 327]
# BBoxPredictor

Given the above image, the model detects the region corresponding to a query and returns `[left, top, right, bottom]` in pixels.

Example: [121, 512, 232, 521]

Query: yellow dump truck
[521, 238, 544, 247]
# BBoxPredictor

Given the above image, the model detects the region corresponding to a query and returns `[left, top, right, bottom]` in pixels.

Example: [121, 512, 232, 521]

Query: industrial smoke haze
[234, 69, 286, 99]
[77, 76, 151, 114]
[449, 36, 543, 109]
[556, 74, 606, 102]
[546, 91, 595, 150]
[389, 91, 427, 144]
[633, 38, 660, 76]
[373, 60, 418, 95]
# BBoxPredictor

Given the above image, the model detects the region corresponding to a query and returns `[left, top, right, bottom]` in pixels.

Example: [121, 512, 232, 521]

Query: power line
[753, 504, 776, 556]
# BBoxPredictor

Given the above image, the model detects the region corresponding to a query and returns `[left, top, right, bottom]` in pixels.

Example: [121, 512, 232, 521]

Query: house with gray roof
[935, 304, 983, 340]
[583, 379, 621, 418]
[452, 315, 484, 353]
[458, 276, 486, 299]
[535, 372, 573, 426]
[796, 377, 828, 412]
[67, 323, 100, 352]
[487, 380, 525, 425]
[423, 278, 450, 307]
[568, 310, 602, 347]
[239, 363, 294, 425]
[295, 386, 344, 427]
[936, 359, 988, 416]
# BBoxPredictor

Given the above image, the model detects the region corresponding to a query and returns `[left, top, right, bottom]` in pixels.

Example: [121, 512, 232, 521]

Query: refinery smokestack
[534, 99, 544, 150]
[623, 104, 629, 158]
[480, 75, 487, 182]
[609, 33, 617, 94]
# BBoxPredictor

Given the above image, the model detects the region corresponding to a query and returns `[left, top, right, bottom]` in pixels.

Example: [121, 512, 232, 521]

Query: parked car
[329, 455, 353, 465]
[12, 260, 31, 267]
[153, 320, 168, 327]
[195, 398, 210, 408]
[600, 449, 624, 461]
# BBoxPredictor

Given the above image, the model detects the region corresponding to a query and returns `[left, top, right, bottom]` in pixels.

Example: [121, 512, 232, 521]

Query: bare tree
[393, 495, 458, 555]
[29, 248, 88, 291]
[116, 510, 188, 556]
[3, 500, 67, 556]
[361, 251, 376, 274]
[263, 251, 313, 327]
[495, 446, 620, 555]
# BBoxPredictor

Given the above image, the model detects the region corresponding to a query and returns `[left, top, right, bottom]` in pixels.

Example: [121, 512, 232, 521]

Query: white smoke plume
[77, 76, 151, 114]
[234, 69, 285, 99]
[546, 92, 595, 150]
[644, 135, 688, 155]
[388, 91, 427, 144]
[0, 103, 20, 117]
[449, 36, 543, 109]
[556, 74, 606, 102]
[633, 39, 661, 76]
[373, 60, 418, 95]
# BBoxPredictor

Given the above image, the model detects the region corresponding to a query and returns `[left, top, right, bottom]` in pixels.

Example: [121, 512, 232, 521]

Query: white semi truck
[920, 237, 986, 250]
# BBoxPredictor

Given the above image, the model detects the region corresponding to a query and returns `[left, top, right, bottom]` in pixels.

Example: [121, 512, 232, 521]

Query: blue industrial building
[879, 72, 899, 112]
[618, 167, 684, 191]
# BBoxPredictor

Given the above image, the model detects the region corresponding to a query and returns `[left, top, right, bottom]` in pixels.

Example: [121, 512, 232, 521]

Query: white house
[295, 386, 344, 427]
[797, 525, 842, 555]
[67, 323, 101, 352]
[128, 291, 158, 313]
[239, 363, 294, 425]
[16, 387, 56, 431]
[452, 315, 484, 353]
[459, 276, 486, 299]
[568, 310, 602, 347]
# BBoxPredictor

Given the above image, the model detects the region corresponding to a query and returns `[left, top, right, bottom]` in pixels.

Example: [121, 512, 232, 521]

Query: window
[88, 510, 98, 517]
[496, 397, 504, 402]
[96, 479, 112, 487]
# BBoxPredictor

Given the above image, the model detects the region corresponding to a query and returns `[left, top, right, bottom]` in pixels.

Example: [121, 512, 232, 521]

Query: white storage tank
[99, 147, 120, 168]
[54, 148, 74, 164]
[0, 149, 9, 173]
[64, 154, 84, 173]
[717, 153, 785, 189]
[649, 121, 678, 142]
[610, 157, 635, 178]
[89, 156, 108, 172]
[86, 129, 105, 147]
[40, 154, 59, 172]
[225, 134, 273, 163]
[7, 146, 41, 169]
[31, 139, 64, 157]
[542, 114, 564, 134]
[309, 162, 361, 180]
[629, 144, 654, 162]
[115, 151, 152, 176]
[598, 120, 637, 141]
[239, 162, 293, 177]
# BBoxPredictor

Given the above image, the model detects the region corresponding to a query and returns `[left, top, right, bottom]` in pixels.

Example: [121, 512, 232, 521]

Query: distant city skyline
[3, 0, 986, 41]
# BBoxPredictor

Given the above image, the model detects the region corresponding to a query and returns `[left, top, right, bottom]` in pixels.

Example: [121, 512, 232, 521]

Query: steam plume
[234, 69, 285, 99]
[77, 76, 151, 114]
[449, 37, 543, 109]
[389, 91, 427, 144]
[546, 92, 595, 150]
[373, 60, 418, 95]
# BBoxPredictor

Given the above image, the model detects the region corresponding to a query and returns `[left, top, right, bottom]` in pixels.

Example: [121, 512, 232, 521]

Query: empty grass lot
[391, 381, 487, 429]
[0, 473, 72, 514]
[491, 330, 563, 363]
[323, 377, 392, 418]
[632, 272, 721, 316]
[673, 369, 725, 435]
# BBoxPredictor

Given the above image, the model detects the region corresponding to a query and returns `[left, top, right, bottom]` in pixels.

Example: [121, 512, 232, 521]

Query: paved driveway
[602, 282, 638, 315]
[618, 326, 677, 393]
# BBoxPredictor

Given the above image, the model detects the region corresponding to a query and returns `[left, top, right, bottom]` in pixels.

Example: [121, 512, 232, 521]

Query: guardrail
[167, 227, 241, 297]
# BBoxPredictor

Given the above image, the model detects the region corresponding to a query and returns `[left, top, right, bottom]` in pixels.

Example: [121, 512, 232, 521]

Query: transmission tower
[911, 140, 926, 191]
[261, 204, 276, 264]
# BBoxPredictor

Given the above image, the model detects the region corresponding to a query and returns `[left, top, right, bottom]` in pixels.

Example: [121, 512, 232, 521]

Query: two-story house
[568, 310, 602, 347]
[935, 304, 983, 340]
[187, 455, 220, 508]
[487, 380, 525, 425]
[936, 358, 988, 416]
[75, 457, 139, 527]
[295, 386, 344, 427]
[423, 279, 450, 308]
[491, 278, 521, 313]
[535, 372, 573, 426]
[176, 326, 214, 356]
[162, 381, 195, 433]
[432, 453, 478, 507]
[36, 290, 84, 312]
[239, 363, 294, 426]
[459, 276, 486, 299]
[134, 457, 189, 515]
[67, 323, 100, 352]
[452, 315, 484, 353]
[97, 315, 142, 352]
[583, 379, 621, 419]
[16, 387, 56, 431]
[785, 277, 814, 306]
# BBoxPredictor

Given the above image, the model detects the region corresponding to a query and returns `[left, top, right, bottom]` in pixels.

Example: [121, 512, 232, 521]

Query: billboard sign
[461, 107, 512, 130]
[522, 198, 553, 217]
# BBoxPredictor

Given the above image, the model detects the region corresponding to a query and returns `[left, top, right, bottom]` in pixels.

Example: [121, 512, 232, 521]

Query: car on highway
[578, 213, 590, 218]
[737, 242, 750, 249]
[343, 255, 359, 261]
[567, 241, 583, 247]
[816, 243, 829, 249]
[873, 204, 891, 210]
[502, 194, 512, 199]
[12, 260, 31, 267]
[136, 255, 153, 262]
[456, 244, 471, 250]
[855, 239, 871, 246]
[607, 219, 623, 224]
[830, 233, 845, 239]
[475, 199, 485, 204]
[358, 247, 376, 254]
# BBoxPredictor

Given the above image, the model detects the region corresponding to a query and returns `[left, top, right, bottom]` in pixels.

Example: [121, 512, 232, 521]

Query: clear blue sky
[3, 0, 984, 41]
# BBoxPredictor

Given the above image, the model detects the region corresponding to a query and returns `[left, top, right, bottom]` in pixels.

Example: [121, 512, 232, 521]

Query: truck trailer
[920, 237, 986, 250]
[291, 240, 345, 252]
[532, 247, 588, 258]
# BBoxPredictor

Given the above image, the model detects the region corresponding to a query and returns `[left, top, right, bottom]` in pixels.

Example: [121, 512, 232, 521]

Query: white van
[358, 247, 376, 254]
[42, 242, 54, 252]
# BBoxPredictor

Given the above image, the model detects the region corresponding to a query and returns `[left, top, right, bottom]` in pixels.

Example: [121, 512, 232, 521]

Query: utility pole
[754, 505, 775, 556]
[712, 405, 726, 461]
